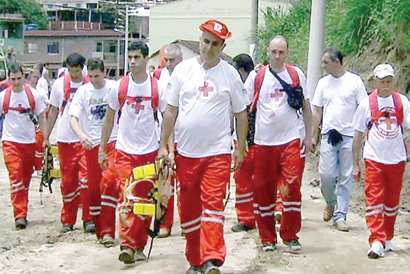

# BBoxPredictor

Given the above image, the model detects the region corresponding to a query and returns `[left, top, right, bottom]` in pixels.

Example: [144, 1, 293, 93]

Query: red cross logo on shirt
[199, 81, 214, 97]
[131, 102, 144, 114]
[382, 116, 397, 130]
[270, 89, 284, 102]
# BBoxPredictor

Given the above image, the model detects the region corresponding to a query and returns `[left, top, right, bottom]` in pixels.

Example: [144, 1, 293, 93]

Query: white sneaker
[385, 240, 396, 252]
[367, 241, 385, 259]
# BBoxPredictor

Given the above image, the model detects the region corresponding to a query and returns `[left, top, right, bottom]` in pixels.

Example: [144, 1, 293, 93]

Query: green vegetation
[0, 0, 49, 29]
[256, 0, 410, 72]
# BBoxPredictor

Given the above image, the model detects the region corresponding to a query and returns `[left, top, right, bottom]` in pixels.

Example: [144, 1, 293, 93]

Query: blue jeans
[319, 133, 353, 222]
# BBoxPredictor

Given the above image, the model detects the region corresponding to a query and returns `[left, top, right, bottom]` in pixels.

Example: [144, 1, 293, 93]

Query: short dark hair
[324, 47, 344, 65]
[87, 58, 105, 71]
[8, 63, 23, 76]
[66, 53, 86, 69]
[128, 41, 149, 57]
[233, 54, 254, 73]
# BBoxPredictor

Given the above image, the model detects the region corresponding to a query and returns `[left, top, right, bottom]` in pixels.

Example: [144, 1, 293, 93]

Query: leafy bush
[256, 0, 410, 71]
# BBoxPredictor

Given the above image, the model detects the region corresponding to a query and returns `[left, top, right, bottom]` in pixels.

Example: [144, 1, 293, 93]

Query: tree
[98, 0, 138, 31]
[0, 0, 49, 29]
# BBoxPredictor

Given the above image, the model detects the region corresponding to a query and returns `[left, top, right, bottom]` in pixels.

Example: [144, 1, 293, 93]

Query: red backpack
[368, 89, 403, 128]
[61, 74, 90, 114]
[3, 84, 36, 114]
[249, 64, 300, 113]
[117, 74, 159, 122]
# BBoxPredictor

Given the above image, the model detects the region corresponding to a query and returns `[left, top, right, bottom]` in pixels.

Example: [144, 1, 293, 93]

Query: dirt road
[0, 153, 409, 274]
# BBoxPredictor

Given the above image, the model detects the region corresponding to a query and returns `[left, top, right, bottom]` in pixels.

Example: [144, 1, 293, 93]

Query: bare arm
[233, 109, 248, 171]
[99, 107, 115, 169]
[353, 130, 365, 180]
[70, 116, 92, 150]
[159, 105, 178, 159]
[302, 99, 313, 153]
[311, 106, 323, 148]
[44, 106, 58, 146]
[37, 112, 46, 136]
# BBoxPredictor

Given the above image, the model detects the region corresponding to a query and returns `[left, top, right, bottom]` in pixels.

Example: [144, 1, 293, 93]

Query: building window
[62, 4, 68, 7]
[47, 42, 59, 54]
[25, 42, 38, 54]
[76, 4, 81, 8]
[87, 3, 97, 9]
[96, 42, 103, 52]
[104, 40, 116, 53]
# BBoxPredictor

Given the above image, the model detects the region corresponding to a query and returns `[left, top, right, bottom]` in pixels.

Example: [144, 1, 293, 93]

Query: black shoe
[60, 224, 74, 233]
[15, 218, 27, 230]
[203, 260, 220, 274]
[83, 221, 96, 233]
[186, 266, 202, 274]
[119, 247, 135, 264]
[231, 223, 254, 232]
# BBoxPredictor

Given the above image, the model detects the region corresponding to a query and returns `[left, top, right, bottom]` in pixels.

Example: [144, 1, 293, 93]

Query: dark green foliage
[0, 0, 49, 29]
[256, 0, 410, 70]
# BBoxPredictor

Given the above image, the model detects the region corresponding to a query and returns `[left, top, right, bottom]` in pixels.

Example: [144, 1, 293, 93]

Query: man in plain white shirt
[312, 47, 367, 232]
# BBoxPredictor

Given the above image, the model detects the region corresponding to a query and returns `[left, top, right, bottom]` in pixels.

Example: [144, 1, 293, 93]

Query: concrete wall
[149, 0, 291, 58]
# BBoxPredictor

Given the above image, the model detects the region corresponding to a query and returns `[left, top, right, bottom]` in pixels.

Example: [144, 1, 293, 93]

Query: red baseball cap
[200, 19, 232, 40]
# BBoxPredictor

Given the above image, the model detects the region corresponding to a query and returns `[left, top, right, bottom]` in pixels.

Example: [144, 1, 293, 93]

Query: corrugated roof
[25, 30, 124, 38]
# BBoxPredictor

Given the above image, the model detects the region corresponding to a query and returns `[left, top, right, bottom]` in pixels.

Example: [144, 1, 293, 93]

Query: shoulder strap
[369, 89, 379, 124]
[23, 85, 36, 112]
[392, 91, 403, 126]
[3, 85, 35, 114]
[118, 75, 130, 111]
[153, 68, 162, 80]
[285, 64, 300, 88]
[249, 65, 267, 113]
[3, 86, 13, 114]
[63, 75, 72, 103]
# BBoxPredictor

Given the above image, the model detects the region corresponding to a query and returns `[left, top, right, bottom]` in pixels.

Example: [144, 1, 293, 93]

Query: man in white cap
[352, 63, 410, 259]
[312, 47, 367, 231]
[158, 19, 248, 274]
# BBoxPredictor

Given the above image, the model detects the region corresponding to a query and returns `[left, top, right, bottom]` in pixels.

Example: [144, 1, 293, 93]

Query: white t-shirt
[245, 65, 310, 146]
[49, 77, 85, 143]
[108, 75, 159, 155]
[165, 57, 248, 158]
[352, 93, 410, 165]
[312, 71, 367, 137]
[0, 87, 46, 143]
[69, 80, 119, 148]
[36, 76, 49, 102]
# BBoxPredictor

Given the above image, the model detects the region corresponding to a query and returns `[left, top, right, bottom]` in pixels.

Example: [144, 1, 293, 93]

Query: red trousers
[58, 142, 89, 225]
[253, 139, 304, 244]
[3, 141, 35, 219]
[176, 154, 230, 268]
[116, 149, 157, 251]
[275, 152, 305, 215]
[98, 142, 118, 239]
[34, 129, 44, 171]
[364, 159, 405, 246]
[233, 146, 256, 228]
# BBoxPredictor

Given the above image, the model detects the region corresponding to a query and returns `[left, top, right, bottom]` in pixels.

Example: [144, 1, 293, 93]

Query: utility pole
[124, 5, 129, 76]
[250, 0, 259, 61]
[307, 0, 327, 99]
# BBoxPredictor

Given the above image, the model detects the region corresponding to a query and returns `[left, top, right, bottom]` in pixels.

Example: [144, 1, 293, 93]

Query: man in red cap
[158, 19, 248, 274]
